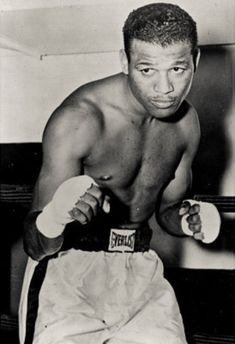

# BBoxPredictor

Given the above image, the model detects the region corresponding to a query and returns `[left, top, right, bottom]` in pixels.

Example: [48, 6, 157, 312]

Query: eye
[140, 68, 155, 76]
[172, 67, 185, 74]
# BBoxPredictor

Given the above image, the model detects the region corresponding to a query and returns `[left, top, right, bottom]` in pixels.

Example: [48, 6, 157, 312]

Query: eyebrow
[136, 62, 154, 67]
[136, 59, 190, 67]
[173, 59, 189, 65]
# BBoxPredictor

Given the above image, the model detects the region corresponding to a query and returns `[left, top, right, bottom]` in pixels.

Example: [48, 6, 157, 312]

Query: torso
[70, 74, 187, 226]
[87, 117, 183, 222]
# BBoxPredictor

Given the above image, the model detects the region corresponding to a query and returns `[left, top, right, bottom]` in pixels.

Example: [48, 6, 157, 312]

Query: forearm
[156, 201, 186, 237]
[23, 211, 64, 261]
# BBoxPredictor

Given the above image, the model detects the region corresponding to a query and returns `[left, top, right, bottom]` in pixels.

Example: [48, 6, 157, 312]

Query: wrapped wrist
[36, 202, 65, 238]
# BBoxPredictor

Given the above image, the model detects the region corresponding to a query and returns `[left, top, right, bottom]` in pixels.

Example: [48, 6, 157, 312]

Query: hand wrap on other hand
[181, 199, 221, 243]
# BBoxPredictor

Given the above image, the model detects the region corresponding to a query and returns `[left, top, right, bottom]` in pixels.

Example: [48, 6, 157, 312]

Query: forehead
[129, 39, 193, 64]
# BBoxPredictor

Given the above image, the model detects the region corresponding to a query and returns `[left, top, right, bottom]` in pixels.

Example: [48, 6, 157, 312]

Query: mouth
[150, 98, 176, 109]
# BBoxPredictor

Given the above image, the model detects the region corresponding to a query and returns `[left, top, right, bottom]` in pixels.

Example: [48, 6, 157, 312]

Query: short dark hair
[123, 2, 198, 61]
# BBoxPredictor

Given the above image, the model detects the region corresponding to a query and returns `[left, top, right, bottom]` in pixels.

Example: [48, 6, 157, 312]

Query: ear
[193, 48, 200, 72]
[119, 49, 129, 75]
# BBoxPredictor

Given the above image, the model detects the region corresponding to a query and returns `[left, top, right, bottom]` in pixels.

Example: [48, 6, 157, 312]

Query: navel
[99, 175, 112, 181]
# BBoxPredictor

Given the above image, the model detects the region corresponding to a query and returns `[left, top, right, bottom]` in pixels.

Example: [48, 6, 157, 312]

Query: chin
[149, 100, 185, 120]
[149, 105, 178, 119]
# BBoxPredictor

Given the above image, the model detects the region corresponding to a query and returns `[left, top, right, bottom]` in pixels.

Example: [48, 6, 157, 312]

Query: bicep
[31, 112, 91, 211]
[160, 160, 192, 211]
[160, 106, 200, 209]
[31, 149, 81, 211]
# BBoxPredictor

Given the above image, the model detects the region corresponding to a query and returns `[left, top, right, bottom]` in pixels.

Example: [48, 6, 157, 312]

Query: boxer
[20, 3, 220, 343]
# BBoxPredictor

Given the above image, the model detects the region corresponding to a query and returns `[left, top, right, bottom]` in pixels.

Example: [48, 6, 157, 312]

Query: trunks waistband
[61, 219, 152, 253]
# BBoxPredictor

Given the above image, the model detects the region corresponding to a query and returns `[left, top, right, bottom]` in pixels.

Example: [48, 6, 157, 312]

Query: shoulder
[44, 73, 122, 137]
[43, 82, 108, 151]
[45, 72, 124, 133]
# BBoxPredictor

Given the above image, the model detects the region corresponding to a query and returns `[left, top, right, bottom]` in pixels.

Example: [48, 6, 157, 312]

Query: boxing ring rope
[194, 195, 235, 213]
[1, 183, 235, 213]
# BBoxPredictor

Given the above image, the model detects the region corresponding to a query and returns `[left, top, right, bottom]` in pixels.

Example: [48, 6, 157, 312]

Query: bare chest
[84, 122, 183, 203]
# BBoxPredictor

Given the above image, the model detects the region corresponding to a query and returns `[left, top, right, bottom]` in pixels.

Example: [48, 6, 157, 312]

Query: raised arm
[24, 103, 103, 261]
[157, 105, 201, 237]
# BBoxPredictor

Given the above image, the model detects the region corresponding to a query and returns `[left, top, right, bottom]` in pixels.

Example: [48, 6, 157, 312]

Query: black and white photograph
[0, 0, 234, 343]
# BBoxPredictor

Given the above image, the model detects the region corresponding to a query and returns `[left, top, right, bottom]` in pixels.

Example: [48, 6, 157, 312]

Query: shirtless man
[20, 3, 220, 344]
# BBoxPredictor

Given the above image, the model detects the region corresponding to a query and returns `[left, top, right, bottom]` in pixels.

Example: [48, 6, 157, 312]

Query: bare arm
[157, 157, 193, 236]
[24, 104, 100, 261]
[157, 106, 201, 236]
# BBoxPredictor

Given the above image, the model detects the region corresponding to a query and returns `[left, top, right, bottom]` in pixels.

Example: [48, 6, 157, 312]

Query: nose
[153, 72, 173, 94]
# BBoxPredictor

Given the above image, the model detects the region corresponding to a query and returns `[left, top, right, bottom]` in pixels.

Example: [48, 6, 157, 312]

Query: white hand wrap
[181, 200, 221, 243]
[36, 175, 108, 238]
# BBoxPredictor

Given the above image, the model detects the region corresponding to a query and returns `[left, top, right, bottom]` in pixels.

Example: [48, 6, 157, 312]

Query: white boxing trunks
[19, 249, 187, 344]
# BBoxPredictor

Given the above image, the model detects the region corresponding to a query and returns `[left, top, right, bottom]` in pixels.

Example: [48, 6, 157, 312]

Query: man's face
[122, 39, 198, 119]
